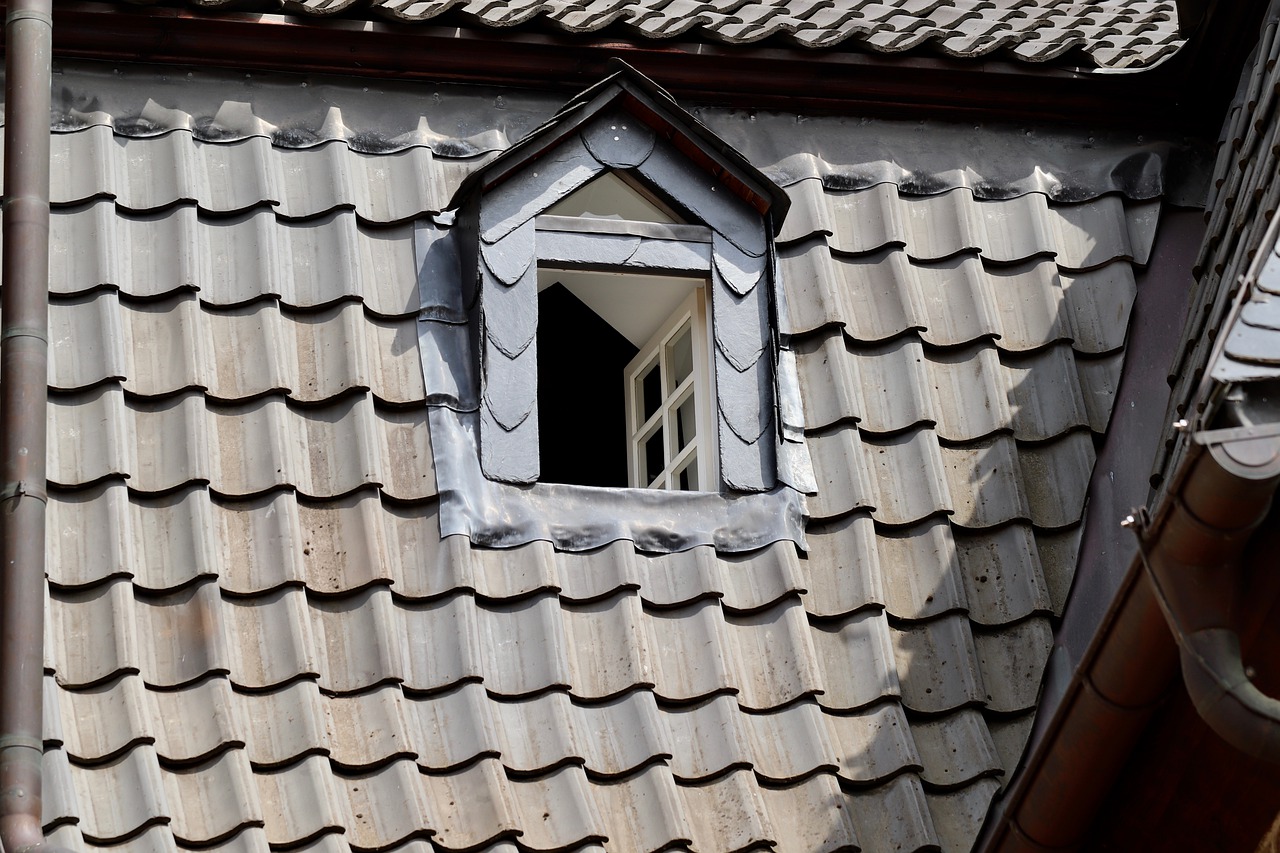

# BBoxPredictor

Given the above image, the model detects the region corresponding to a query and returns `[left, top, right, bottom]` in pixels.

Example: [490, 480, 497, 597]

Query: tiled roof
[106, 0, 1183, 69]
[1153, 7, 1280, 490]
[36, 69, 1162, 853]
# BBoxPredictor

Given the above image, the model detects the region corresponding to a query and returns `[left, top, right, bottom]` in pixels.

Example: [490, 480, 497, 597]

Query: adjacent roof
[93, 0, 1183, 69]
[1156, 1, 1280, 485]
[35, 64, 1167, 852]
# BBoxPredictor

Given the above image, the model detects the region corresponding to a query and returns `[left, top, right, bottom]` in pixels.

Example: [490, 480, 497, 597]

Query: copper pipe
[1141, 439, 1280, 766]
[0, 1, 67, 851]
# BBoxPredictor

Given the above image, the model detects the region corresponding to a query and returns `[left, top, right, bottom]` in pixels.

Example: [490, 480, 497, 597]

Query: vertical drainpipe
[0, 1, 62, 852]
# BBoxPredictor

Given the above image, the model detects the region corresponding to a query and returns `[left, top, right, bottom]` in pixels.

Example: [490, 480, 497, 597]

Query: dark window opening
[537, 282, 637, 487]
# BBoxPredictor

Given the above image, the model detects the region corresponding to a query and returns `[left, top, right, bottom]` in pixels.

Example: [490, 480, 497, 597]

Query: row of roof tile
[48, 294, 423, 401]
[779, 182, 1159, 268]
[50, 482, 1067, 628]
[119, 0, 1181, 69]
[781, 245, 1138, 351]
[42, 131, 473, 221]
[795, 331, 1121, 439]
[44, 384, 1093, 528]
[46, 750, 988, 852]
[48, 578, 1051, 712]
[806, 514, 1077, 624]
[51, 674, 1001, 786]
[45, 204, 419, 313]
[807, 425, 1095, 528]
[47, 390, 435, 499]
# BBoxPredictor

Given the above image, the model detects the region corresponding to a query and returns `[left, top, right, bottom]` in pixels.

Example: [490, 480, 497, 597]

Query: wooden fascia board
[21, 0, 1239, 134]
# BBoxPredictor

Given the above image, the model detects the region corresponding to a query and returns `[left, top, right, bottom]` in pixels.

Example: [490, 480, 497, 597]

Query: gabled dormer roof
[450, 61, 791, 230]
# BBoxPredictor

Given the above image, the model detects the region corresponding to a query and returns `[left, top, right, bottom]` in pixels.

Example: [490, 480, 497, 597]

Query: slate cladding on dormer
[416, 67, 812, 552]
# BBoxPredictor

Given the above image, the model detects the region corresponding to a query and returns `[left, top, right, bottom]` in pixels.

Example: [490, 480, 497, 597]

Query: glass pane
[676, 454, 699, 491]
[675, 393, 697, 451]
[636, 361, 662, 427]
[666, 323, 694, 394]
[644, 426, 665, 487]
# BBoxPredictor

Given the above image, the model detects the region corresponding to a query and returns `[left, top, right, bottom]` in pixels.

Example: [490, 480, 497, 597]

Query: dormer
[416, 63, 812, 552]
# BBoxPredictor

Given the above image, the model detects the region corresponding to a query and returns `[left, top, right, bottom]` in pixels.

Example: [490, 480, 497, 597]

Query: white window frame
[624, 287, 717, 490]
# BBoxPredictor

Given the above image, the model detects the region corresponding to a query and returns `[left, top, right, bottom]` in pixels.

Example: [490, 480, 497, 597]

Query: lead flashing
[427, 406, 807, 553]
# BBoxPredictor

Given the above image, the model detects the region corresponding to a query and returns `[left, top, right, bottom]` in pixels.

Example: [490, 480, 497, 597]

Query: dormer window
[533, 174, 715, 491]
[415, 63, 813, 553]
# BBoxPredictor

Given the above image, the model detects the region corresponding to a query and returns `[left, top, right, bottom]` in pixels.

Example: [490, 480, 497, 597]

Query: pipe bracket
[0, 735, 41, 753]
[0, 327, 47, 344]
[5, 9, 51, 25]
[0, 481, 46, 505]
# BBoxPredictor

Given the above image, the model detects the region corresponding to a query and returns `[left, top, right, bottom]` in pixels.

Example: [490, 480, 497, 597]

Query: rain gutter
[983, 421, 1280, 852]
[1139, 420, 1280, 764]
[0, 2, 67, 852]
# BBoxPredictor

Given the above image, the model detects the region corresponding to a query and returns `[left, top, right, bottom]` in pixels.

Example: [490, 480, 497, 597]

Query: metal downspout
[1136, 433, 1280, 765]
[985, 433, 1280, 852]
[0, 3, 65, 852]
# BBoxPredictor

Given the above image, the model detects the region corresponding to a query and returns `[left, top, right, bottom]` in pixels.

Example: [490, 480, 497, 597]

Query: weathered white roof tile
[40, 69, 1158, 852]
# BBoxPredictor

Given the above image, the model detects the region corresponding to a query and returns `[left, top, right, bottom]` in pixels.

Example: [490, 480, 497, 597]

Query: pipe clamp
[0, 736, 41, 753]
[5, 10, 51, 25]
[0, 481, 46, 504]
[0, 327, 47, 344]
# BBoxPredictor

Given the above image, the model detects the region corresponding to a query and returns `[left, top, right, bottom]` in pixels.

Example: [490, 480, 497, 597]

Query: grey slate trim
[416, 219, 807, 548]
[635, 142, 767, 258]
[711, 267, 769, 373]
[414, 72, 815, 544]
[414, 212, 803, 548]
[535, 229, 712, 275]
[471, 103, 789, 489]
[428, 407, 807, 553]
[415, 220, 469, 324]
[1212, 252, 1280, 382]
[535, 215, 711, 243]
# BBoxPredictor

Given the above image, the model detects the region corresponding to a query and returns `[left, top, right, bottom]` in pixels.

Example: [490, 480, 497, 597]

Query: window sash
[624, 287, 715, 491]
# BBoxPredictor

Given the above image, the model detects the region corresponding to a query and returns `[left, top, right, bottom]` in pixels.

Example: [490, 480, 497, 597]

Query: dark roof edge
[28, 0, 1266, 136]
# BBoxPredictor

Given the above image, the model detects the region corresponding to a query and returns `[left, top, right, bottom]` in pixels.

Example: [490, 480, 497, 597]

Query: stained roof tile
[256, 755, 348, 846]
[955, 524, 1055, 626]
[844, 774, 938, 853]
[911, 709, 1002, 789]
[162, 750, 261, 845]
[891, 615, 985, 713]
[877, 518, 967, 621]
[864, 429, 952, 526]
[67, 745, 169, 843]
[47, 130, 472, 221]
[927, 778, 1004, 853]
[802, 511, 884, 618]
[972, 616, 1054, 712]
[811, 610, 899, 710]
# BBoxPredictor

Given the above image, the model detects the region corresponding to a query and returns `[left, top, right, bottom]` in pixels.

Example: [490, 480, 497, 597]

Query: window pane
[644, 426, 665, 487]
[666, 323, 693, 394]
[637, 362, 662, 427]
[676, 454, 699, 491]
[675, 393, 697, 451]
